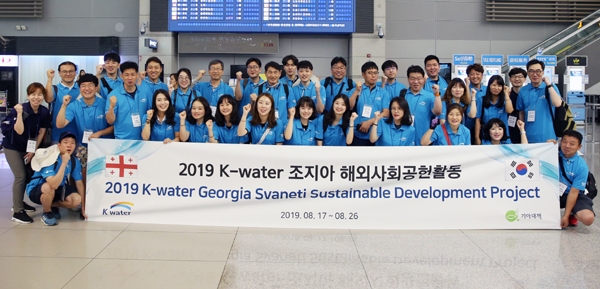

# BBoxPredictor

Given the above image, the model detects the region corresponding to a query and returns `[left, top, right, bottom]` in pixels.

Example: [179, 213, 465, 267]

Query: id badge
[82, 130, 93, 144]
[26, 139, 37, 153]
[507, 116, 517, 127]
[275, 110, 279, 119]
[527, 110, 535, 122]
[132, 113, 141, 127]
[558, 182, 568, 195]
[411, 114, 415, 127]
[210, 106, 217, 117]
[362, 105, 373, 118]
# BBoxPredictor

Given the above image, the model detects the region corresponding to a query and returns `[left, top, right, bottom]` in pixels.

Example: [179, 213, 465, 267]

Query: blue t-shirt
[214, 124, 248, 144]
[516, 83, 559, 143]
[376, 80, 407, 99]
[481, 139, 512, 145]
[559, 151, 589, 195]
[321, 77, 356, 112]
[105, 84, 150, 140]
[26, 155, 82, 195]
[184, 121, 212, 143]
[253, 83, 295, 121]
[99, 76, 123, 99]
[238, 78, 266, 116]
[429, 123, 471, 146]
[141, 77, 169, 94]
[290, 82, 327, 113]
[193, 81, 234, 107]
[1, 102, 51, 152]
[172, 88, 202, 113]
[476, 98, 510, 136]
[374, 118, 416, 146]
[51, 83, 80, 142]
[404, 89, 436, 145]
[423, 77, 448, 96]
[284, 118, 318, 146]
[65, 96, 111, 146]
[244, 116, 284, 145]
[315, 115, 348, 146]
[142, 114, 180, 142]
[354, 85, 391, 140]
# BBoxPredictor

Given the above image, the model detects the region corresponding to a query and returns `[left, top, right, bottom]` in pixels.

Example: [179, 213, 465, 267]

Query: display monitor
[230, 65, 249, 79]
[439, 63, 452, 84]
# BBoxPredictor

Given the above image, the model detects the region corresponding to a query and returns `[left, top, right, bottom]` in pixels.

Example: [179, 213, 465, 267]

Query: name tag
[210, 106, 217, 117]
[362, 105, 373, 118]
[26, 139, 37, 153]
[559, 182, 568, 195]
[82, 130, 93, 144]
[132, 113, 141, 127]
[411, 114, 415, 127]
[527, 110, 535, 122]
[507, 116, 517, 127]
[275, 110, 279, 119]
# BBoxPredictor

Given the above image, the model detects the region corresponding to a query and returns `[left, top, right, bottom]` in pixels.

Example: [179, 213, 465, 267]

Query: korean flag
[505, 159, 539, 181]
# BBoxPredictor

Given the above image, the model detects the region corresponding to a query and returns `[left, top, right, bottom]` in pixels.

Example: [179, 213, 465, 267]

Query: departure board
[169, 0, 355, 33]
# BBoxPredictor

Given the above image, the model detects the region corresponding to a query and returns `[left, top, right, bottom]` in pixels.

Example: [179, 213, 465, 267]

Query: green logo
[505, 210, 519, 222]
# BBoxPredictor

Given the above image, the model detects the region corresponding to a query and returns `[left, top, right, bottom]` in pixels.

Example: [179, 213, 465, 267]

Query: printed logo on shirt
[419, 102, 426, 106]
[96, 115, 104, 119]
[375, 96, 382, 101]
[279, 96, 286, 101]
[400, 137, 407, 142]
[166, 125, 173, 131]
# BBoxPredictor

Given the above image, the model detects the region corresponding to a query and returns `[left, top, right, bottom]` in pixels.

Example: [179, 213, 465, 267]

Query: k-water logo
[505, 159, 539, 181]
[102, 201, 134, 216]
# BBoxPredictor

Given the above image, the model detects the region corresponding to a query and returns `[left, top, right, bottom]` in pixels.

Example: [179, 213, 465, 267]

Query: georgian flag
[105, 155, 138, 178]
[505, 159, 539, 181]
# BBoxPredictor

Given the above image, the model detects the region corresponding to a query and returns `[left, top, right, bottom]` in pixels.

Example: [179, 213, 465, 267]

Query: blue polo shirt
[214, 124, 248, 144]
[1, 102, 51, 152]
[172, 88, 201, 113]
[516, 83, 559, 143]
[476, 98, 510, 136]
[105, 84, 149, 140]
[374, 119, 416, 146]
[253, 83, 295, 121]
[141, 77, 168, 94]
[405, 89, 436, 145]
[481, 139, 512, 145]
[559, 151, 589, 195]
[354, 85, 390, 140]
[290, 82, 326, 111]
[440, 100, 476, 128]
[183, 121, 213, 143]
[141, 114, 180, 142]
[315, 115, 348, 146]
[321, 77, 356, 112]
[26, 156, 82, 195]
[51, 83, 80, 142]
[376, 80, 407, 99]
[280, 75, 298, 87]
[284, 118, 318, 146]
[470, 84, 487, 101]
[238, 78, 266, 116]
[193, 81, 234, 107]
[99, 76, 123, 99]
[245, 116, 284, 145]
[65, 96, 111, 146]
[423, 77, 448, 96]
[430, 123, 471, 146]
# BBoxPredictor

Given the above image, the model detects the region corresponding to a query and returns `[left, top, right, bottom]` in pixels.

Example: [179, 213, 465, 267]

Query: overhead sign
[507, 55, 530, 67]
[481, 54, 504, 66]
[566, 55, 587, 67]
[453, 54, 475, 66]
[178, 33, 279, 54]
[535, 55, 557, 67]
[0, 55, 18, 67]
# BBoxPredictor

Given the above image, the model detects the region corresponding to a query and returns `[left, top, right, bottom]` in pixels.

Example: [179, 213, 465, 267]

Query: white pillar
[349, 0, 386, 80]
[139, 0, 177, 78]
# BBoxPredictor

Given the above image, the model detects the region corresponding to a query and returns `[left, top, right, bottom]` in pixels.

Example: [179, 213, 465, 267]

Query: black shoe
[51, 207, 61, 219]
[11, 210, 33, 224]
[23, 202, 36, 212]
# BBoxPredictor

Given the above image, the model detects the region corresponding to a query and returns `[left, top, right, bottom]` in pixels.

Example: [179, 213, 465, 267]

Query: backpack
[559, 156, 597, 199]
[546, 86, 575, 137]
[172, 90, 197, 111]
[101, 77, 113, 94]
[323, 77, 354, 96]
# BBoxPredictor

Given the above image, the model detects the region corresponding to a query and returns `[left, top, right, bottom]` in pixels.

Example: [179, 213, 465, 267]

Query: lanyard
[407, 91, 422, 111]
[81, 100, 100, 131]
[26, 105, 41, 139]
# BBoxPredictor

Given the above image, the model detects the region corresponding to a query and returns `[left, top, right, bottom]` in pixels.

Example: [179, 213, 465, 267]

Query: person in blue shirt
[252, 61, 295, 122]
[2, 82, 52, 224]
[238, 93, 284, 145]
[474, 75, 514, 145]
[467, 63, 487, 101]
[139, 57, 168, 94]
[95, 52, 122, 99]
[44, 61, 80, 143]
[507, 68, 527, 144]
[377, 60, 407, 99]
[193, 59, 234, 111]
[169, 73, 178, 91]
[105, 61, 150, 140]
[284, 97, 318, 146]
[421, 103, 471, 146]
[142, 89, 180, 143]
[172, 68, 202, 113]
[370, 97, 416, 146]
[423, 55, 449, 95]
[315, 94, 357, 146]
[212, 94, 248, 144]
[404, 65, 443, 145]
[56, 74, 113, 184]
[290, 60, 326, 114]
[235, 57, 265, 116]
[440, 78, 477, 128]
[556, 130, 594, 227]
[179, 97, 215, 143]
[480, 118, 528, 145]
[321, 57, 356, 112]
[26, 131, 84, 226]
[349, 61, 392, 146]
[517, 59, 563, 143]
[280, 54, 298, 87]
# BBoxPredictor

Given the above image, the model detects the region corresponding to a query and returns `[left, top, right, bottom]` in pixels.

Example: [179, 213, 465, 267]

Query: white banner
[86, 140, 561, 230]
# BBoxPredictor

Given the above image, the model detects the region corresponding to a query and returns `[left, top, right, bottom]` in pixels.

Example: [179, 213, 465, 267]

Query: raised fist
[243, 103, 252, 113]
[350, 112, 358, 122]
[432, 84, 440, 95]
[146, 109, 153, 120]
[109, 96, 117, 107]
[179, 110, 186, 120]
[95, 64, 103, 75]
[236, 71, 243, 81]
[288, 107, 295, 119]
[250, 93, 258, 103]
[355, 82, 363, 92]
[206, 119, 213, 129]
[14, 103, 23, 114]
[62, 95, 71, 106]
[47, 69, 55, 79]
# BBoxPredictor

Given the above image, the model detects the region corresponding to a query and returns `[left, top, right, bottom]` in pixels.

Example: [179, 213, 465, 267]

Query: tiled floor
[1, 128, 599, 289]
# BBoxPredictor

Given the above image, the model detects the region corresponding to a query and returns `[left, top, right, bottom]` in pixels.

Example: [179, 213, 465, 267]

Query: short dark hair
[445, 103, 464, 121]
[246, 57, 262, 68]
[26, 82, 46, 97]
[483, 75, 506, 109]
[58, 61, 77, 73]
[562, 130, 583, 145]
[120, 61, 138, 73]
[294, 96, 317, 120]
[146, 56, 162, 66]
[103, 52, 120, 63]
[508, 67, 527, 78]
[361, 61, 378, 73]
[209, 59, 224, 70]
[330, 57, 347, 67]
[381, 60, 398, 71]
[282, 55, 298, 66]
[482, 118, 509, 143]
[297, 60, 313, 71]
[406, 65, 425, 78]
[77, 74, 99, 87]
[265, 61, 281, 71]
[176, 68, 192, 81]
[466, 63, 484, 75]
[526, 59, 545, 71]
[424, 55, 440, 65]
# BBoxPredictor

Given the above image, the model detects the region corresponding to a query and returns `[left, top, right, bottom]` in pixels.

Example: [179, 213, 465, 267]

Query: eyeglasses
[178, 76, 190, 81]
[385, 67, 397, 72]
[527, 70, 543, 75]
[247, 65, 260, 70]
[408, 77, 423, 82]
[365, 71, 379, 76]
[60, 70, 76, 75]
[209, 68, 223, 72]
[332, 65, 346, 71]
